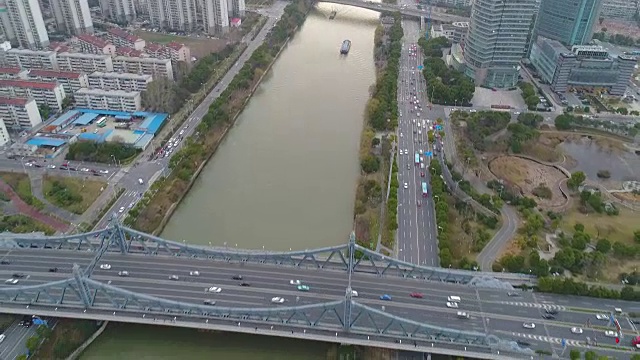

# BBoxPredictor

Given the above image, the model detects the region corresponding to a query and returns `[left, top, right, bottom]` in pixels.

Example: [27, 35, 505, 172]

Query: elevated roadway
[320, 0, 469, 22]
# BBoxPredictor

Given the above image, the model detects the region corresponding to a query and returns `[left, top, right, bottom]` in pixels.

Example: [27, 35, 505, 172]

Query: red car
[410, 292, 424, 298]
[420, 172, 425, 177]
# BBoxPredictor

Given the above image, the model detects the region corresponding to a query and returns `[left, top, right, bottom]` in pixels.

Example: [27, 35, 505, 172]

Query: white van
[349, 289, 358, 297]
[138, 178, 144, 185]
[448, 296, 461, 302]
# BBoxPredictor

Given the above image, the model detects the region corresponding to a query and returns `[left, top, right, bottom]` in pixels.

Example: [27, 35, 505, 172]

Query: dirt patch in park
[488, 156, 568, 208]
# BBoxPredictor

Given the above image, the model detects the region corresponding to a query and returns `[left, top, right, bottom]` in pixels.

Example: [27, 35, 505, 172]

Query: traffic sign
[425, 151, 433, 157]
[417, 65, 424, 70]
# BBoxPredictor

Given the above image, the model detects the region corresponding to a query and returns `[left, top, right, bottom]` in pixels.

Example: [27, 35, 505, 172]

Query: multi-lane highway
[395, 19, 439, 267]
[2, 248, 639, 358]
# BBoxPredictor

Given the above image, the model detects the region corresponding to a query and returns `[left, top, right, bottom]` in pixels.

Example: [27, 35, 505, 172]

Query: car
[516, 340, 531, 347]
[48, 268, 57, 272]
[380, 294, 392, 301]
[403, 183, 408, 189]
[0, 260, 9, 265]
[99, 170, 109, 174]
[118, 271, 129, 277]
[24, 162, 33, 167]
[239, 282, 251, 287]
[0, 333, 5, 343]
[99, 264, 111, 270]
[400, 133, 403, 138]
[47, 164, 56, 169]
[522, 322, 536, 329]
[542, 314, 555, 320]
[571, 327, 583, 334]
[203, 300, 216, 305]
[604, 330, 617, 337]
[297, 285, 310, 292]
[420, 172, 424, 177]
[80, 168, 89, 172]
[513, 111, 520, 115]
[595, 314, 609, 320]
[5, 278, 19, 285]
[169, 275, 179, 280]
[118, 207, 125, 213]
[289, 279, 301, 285]
[271, 297, 285, 304]
[398, 149, 403, 155]
[456, 311, 470, 319]
[417, 200, 421, 207]
[349, 289, 358, 297]
[409, 292, 423, 298]
[206, 286, 222, 293]
[545, 309, 558, 315]
[446, 302, 458, 308]
[12, 273, 27, 278]
[189, 270, 200, 276]
[507, 292, 520, 297]
[232, 275, 243, 280]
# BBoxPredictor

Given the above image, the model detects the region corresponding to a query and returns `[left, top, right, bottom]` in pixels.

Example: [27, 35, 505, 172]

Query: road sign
[417, 65, 423, 70]
[425, 151, 433, 157]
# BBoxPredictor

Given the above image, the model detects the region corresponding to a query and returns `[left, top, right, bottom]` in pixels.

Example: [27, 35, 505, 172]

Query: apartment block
[3, 49, 58, 70]
[116, 46, 143, 57]
[226, 0, 244, 17]
[112, 56, 174, 80]
[88, 71, 152, 92]
[0, 119, 10, 146]
[145, 42, 190, 62]
[57, 52, 114, 73]
[0, 96, 43, 129]
[106, 28, 146, 50]
[601, 0, 638, 21]
[75, 34, 116, 56]
[0, 66, 25, 78]
[26, 69, 89, 94]
[99, 0, 137, 22]
[0, 79, 66, 110]
[202, 0, 229, 35]
[0, 0, 49, 49]
[51, 0, 94, 35]
[74, 88, 141, 112]
[147, 0, 198, 32]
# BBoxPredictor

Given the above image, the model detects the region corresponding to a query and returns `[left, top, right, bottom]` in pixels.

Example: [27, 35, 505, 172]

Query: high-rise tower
[0, 0, 49, 49]
[51, 0, 94, 35]
[534, 0, 602, 47]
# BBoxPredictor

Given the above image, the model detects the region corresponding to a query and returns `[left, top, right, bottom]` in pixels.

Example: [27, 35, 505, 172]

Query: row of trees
[385, 154, 399, 248]
[536, 276, 640, 301]
[508, 113, 542, 153]
[462, 111, 511, 151]
[518, 82, 540, 110]
[428, 158, 456, 266]
[555, 113, 640, 137]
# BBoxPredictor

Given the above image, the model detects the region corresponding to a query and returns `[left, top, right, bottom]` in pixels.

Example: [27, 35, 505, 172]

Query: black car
[239, 282, 250, 287]
[542, 314, 556, 320]
[0, 260, 10, 265]
[12, 273, 27, 278]
[516, 340, 531, 347]
[545, 309, 558, 315]
[232, 275, 243, 280]
[49, 268, 58, 272]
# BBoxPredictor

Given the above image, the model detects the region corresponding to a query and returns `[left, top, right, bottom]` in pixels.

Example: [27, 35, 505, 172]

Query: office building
[430, 22, 469, 45]
[112, 56, 174, 80]
[600, 0, 639, 21]
[75, 34, 116, 56]
[0, 96, 42, 129]
[0, 79, 66, 110]
[74, 88, 141, 112]
[57, 52, 114, 72]
[51, 0, 94, 35]
[0, 119, 10, 146]
[106, 28, 145, 50]
[26, 69, 89, 93]
[202, 0, 228, 35]
[464, 0, 537, 88]
[226, 0, 244, 17]
[534, 0, 601, 47]
[88, 71, 152, 92]
[529, 38, 636, 96]
[99, 0, 137, 22]
[0, 0, 49, 49]
[147, 0, 198, 32]
[3, 48, 58, 70]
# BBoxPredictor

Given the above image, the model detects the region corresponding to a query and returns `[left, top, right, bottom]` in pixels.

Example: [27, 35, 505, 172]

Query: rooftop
[0, 67, 22, 74]
[116, 46, 143, 57]
[26, 137, 67, 147]
[6, 48, 56, 56]
[166, 42, 185, 51]
[58, 52, 110, 60]
[75, 88, 140, 97]
[107, 28, 142, 43]
[90, 71, 152, 80]
[145, 43, 164, 52]
[114, 56, 170, 64]
[0, 97, 29, 106]
[0, 79, 58, 90]
[77, 34, 111, 48]
[29, 69, 82, 79]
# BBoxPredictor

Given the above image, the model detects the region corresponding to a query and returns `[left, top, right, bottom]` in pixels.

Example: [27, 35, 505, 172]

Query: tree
[360, 155, 380, 174]
[554, 114, 574, 130]
[141, 77, 189, 114]
[567, 171, 586, 190]
[596, 238, 611, 253]
[569, 349, 581, 360]
[634, 230, 640, 243]
[26, 335, 40, 353]
[15, 355, 27, 360]
[584, 350, 598, 360]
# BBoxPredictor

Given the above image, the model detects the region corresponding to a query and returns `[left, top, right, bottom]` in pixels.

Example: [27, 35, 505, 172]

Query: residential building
[226, 0, 244, 18]
[0, 79, 66, 110]
[75, 34, 116, 56]
[533, 0, 601, 48]
[74, 88, 141, 112]
[106, 28, 145, 50]
[116, 46, 143, 57]
[99, 0, 137, 22]
[57, 52, 114, 72]
[0, 0, 49, 49]
[464, 0, 537, 88]
[0, 119, 10, 146]
[0, 66, 24, 78]
[600, 0, 639, 21]
[529, 37, 636, 96]
[26, 69, 89, 93]
[165, 42, 191, 62]
[112, 56, 174, 80]
[147, 0, 198, 32]
[430, 22, 469, 45]
[48, 41, 70, 52]
[0, 96, 42, 129]
[3, 49, 58, 70]
[50, 0, 94, 35]
[88, 71, 152, 91]
[202, 0, 228, 35]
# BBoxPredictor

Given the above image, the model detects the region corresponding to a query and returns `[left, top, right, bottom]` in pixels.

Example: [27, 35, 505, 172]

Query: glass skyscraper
[534, 0, 602, 47]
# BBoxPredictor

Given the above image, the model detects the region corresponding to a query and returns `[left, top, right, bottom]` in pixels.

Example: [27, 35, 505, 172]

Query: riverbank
[130, 0, 314, 234]
[353, 13, 403, 254]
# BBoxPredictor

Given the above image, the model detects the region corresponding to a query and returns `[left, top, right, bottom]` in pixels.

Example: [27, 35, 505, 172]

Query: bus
[96, 117, 107, 128]
[421, 182, 428, 197]
[415, 153, 420, 164]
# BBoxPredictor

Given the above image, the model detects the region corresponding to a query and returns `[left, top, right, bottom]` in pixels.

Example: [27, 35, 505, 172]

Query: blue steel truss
[0, 269, 532, 356]
[0, 218, 535, 285]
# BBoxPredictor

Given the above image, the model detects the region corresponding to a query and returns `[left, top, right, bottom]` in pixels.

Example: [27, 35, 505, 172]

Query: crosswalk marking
[499, 301, 566, 311]
[509, 332, 582, 347]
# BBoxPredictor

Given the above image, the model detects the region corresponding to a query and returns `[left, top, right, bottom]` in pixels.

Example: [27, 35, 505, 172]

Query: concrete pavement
[0, 318, 36, 360]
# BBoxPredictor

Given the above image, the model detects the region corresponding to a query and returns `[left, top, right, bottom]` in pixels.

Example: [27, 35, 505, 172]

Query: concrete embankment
[65, 321, 109, 360]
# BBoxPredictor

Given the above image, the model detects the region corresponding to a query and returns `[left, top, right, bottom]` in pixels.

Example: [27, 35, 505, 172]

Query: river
[81, 3, 380, 359]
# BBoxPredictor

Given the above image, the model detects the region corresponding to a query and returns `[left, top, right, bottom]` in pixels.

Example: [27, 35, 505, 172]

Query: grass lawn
[561, 204, 639, 244]
[0, 172, 44, 210]
[43, 175, 106, 215]
[34, 319, 98, 360]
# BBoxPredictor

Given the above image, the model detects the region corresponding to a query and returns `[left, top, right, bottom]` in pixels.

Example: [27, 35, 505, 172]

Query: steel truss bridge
[0, 219, 536, 358]
[318, 0, 470, 22]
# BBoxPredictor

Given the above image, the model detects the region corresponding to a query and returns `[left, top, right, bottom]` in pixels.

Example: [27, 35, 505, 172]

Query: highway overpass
[320, 0, 470, 22]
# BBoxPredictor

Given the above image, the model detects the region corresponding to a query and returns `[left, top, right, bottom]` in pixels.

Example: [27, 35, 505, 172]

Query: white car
[403, 183, 408, 189]
[604, 330, 617, 337]
[47, 165, 56, 169]
[169, 275, 179, 280]
[523, 323, 536, 329]
[80, 168, 89, 172]
[271, 297, 285, 304]
[0, 333, 5, 343]
[24, 163, 33, 167]
[571, 327, 583, 334]
[289, 280, 301, 285]
[206, 286, 222, 293]
[595, 314, 609, 320]
[4, 278, 18, 285]
[99, 264, 111, 270]
[400, 133, 403, 138]
[189, 271, 200, 276]
[446, 302, 458, 309]
[118, 207, 125, 213]
[399, 149, 403, 155]
[404, 149, 408, 154]
[349, 289, 358, 297]
[513, 111, 520, 115]
[99, 170, 109, 174]
[117, 271, 129, 277]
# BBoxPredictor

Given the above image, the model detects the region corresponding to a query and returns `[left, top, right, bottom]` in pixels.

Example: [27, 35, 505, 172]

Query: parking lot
[471, 87, 526, 109]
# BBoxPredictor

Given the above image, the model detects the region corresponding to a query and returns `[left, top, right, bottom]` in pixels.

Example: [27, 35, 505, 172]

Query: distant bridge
[319, 0, 470, 22]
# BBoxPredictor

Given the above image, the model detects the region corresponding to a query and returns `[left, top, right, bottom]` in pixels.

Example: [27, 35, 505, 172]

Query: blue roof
[26, 137, 67, 147]
[50, 110, 79, 126]
[138, 113, 168, 134]
[75, 108, 130, 117]
[115, 115, 131, 120]
[73, 113, 99, 126]
[134, 134, 154, 149]
[132, 111, 152, 117]
[78, 133, 102, 142]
